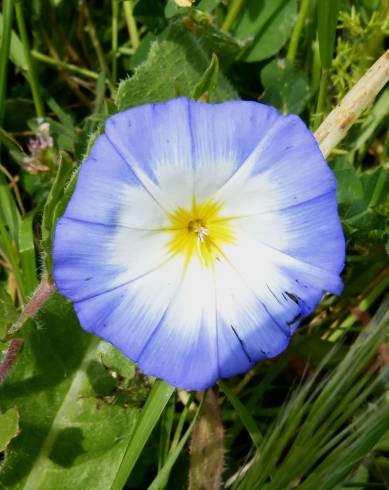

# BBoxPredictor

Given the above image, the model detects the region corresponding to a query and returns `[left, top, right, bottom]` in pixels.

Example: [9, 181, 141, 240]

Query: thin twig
[315, 50, 389, 158]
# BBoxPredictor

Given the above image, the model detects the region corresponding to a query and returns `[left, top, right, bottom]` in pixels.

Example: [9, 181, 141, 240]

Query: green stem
[221, 0, 245, 33]
[123, 0, 139, 51]
[287, 0, 312, 63]
[111, 380, 175, 490]
[14, 2, 44, 118]
[31, 50, 99, 79]
[0, 0, 15, 126]
[111, 0, 119, 87]
[84, 2, 110, 76]
[170, 392, 195, 450]
[313, 67, 328, 130]
[328, 273, 389, 342]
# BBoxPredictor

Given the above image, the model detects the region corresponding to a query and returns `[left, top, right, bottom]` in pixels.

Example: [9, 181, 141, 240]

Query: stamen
[194, 225, 208, 243]
[188, 219, 208, 243]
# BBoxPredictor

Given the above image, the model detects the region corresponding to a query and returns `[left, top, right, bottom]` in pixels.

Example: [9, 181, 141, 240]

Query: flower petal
[63, 134, 167, 229]
[214, 259, 291, 378]
[234, 191, 345, 278]
[54, 218, 174, 302]
[216, 114, 338, 216]
[137, 260, 218, 390]
[104, 98, 280, 210]
[73, 258, 184, 361]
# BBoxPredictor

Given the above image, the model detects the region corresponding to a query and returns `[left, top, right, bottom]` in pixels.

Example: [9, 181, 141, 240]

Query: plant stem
[0, 339, 23, 384]
[84, 1, 110, 76]
[0, 0, 14, 126]
[313, 67, 329, 130]
[287, 0, 311, 63]
[315, 49, 389, 158]
[14, 2, 45, 118]
[221, 0, 245, 33]
[9, 278, 56, 335]
[31, 50, 99, 79]
[111, 0, 119, 87]
[123, 0, 139, 51]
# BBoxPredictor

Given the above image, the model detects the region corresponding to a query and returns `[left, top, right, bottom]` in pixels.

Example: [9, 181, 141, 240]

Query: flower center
[165, 198, 235, 268]
[188, 219, 208, 242]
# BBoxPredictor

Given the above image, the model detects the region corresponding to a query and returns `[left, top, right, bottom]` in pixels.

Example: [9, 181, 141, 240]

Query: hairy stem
[0, 338, 23, 384]
[9, 278, 56, 335]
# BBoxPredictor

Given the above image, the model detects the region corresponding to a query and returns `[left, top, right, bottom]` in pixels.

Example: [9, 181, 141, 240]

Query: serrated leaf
[0, 407, 19, 452]
[116, 23, 237, 111]
[0, 293, 141, 489]
[233, 0, 298, 62]
[260, 59, 311, 114]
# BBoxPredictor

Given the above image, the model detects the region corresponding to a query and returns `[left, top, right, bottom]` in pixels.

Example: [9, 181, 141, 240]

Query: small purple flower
[53, 98, 345, 390]
[24, 122, 54, 174]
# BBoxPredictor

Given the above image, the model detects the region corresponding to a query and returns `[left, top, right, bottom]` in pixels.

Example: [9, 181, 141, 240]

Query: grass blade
[111, 380, 175, 490]
[218, 379, 263, 449]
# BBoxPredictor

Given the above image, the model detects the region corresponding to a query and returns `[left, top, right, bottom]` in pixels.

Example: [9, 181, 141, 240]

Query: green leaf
[218, 379, 262, 449]
[332, 158, 388, 241]
[18, 214, 38, 298]
[116, 23, 237, 111]
[0, 293, 142, 489]
[317, 0, 340, 69]
[233, 0, 298, 62]
[148, 394, 205, 490]
[0, 12, 27, 71]
[182, 12, 246, 66]
[192, 53, 219, 100]
[41, 152, 74, 278]
[197, 0, 221, 11]
[260, 58, 311, 114]
[0, 285, 18, 340]
[164, 0, 190, 19]
[111, 380, 175, 490]
[0, 407, 19, 452]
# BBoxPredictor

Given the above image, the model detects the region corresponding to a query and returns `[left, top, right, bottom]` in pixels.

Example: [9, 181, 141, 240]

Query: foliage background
[0, 0, 388, 488]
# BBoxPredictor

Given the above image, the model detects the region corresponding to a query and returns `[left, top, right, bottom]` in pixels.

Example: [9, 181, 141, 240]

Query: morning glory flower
[53, 97, 345, 390]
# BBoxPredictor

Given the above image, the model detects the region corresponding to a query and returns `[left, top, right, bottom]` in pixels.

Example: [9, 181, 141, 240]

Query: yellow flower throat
[166, 198, 235, 268]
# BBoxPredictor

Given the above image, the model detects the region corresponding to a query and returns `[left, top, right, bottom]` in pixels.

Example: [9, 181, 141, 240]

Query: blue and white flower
[53, 97, 345, 390]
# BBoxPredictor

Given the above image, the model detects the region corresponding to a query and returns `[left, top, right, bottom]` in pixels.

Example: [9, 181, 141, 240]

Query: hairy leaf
[116, 23, 237, 111]
[0, 407, 19, 452]
[0, 293, 142, 489]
